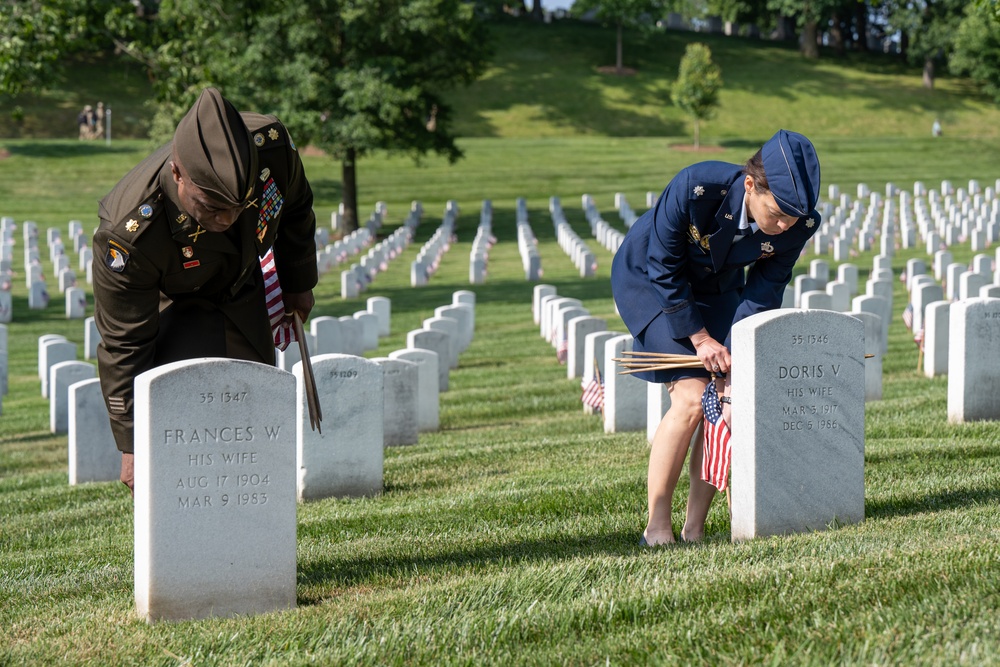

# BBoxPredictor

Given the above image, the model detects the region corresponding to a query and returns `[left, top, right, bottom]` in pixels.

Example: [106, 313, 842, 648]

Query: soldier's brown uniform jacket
[93, 113, 317, 453]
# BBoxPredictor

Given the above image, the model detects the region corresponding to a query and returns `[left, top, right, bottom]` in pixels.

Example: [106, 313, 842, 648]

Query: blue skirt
[631, 290, 740, 383]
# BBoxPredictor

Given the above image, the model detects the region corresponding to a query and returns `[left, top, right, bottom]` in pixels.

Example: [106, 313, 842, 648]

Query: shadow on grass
[4, 142, 141, 159]
[865, 486, 1000, 521]
[295, 528, 646, 603]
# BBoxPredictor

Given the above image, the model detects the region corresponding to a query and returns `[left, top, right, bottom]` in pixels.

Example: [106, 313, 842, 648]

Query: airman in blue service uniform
[93, 88, 318, 493]
[610, 129, 822, 546]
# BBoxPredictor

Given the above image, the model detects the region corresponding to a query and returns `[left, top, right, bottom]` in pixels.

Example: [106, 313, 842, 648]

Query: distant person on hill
[92, 87, 318, 494]
[610, 129, 822, 546]
[932, 118, 942, 137]
[77, 105, 94, 140]
[93, 102, 105, 139]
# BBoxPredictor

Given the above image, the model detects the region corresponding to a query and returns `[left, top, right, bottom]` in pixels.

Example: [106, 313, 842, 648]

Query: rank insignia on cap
[806, 218, 816, 228]
[105, 240, 129, 273]
[182, 246, 194, 258]
[761, 241, 775, 253]
[259, 167, 271, 182]
[268, 128, 279, 141]
[693, 185, 705, 197]
[139, 204, 153, 219]
[125, 219, 139, 232]
[254, 133, 265, 147]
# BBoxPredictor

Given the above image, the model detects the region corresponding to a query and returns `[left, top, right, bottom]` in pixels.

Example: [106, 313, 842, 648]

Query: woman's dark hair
[743, 149, 769, 192]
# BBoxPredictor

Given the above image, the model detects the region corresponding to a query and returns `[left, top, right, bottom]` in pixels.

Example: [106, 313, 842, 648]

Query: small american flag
[902, 303, 914, 330]
[700, 381, 732, 492]
[581, 378, 604, 412]
[260, 247, 296, 351]
[914, 328, 924, 350]
[556, 337, 568, 364]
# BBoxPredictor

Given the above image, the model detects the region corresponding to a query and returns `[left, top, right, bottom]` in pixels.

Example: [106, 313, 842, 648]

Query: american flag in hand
[260, 247, 296, 351]
[701, 380, 732, 492]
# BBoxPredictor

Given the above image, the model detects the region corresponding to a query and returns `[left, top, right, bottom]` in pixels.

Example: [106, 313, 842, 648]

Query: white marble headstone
[532, 285, 557, 324]
[388, 348, 440, 432]
[373, 357, 418, 447]
[603, 334, 645, 434]
[49, 360, 96, 434]
[68, 377, 120, 484]
[366, 296, 391, 337]
[947, 298, 1000, 423]
[407, 329, 450, 391]
[39, 337, 76, 398]
[295, 354, 384, 500]
[0, 323, 7, 394]
[730, 310, 865, 540]
[134, 358, 297, 622]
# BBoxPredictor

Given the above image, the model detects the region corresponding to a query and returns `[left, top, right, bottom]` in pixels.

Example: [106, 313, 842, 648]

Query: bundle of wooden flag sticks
[611, 350, 705, 375]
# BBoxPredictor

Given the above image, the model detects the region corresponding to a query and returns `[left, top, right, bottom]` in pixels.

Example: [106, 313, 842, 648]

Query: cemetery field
[2, 139, 1000, 665]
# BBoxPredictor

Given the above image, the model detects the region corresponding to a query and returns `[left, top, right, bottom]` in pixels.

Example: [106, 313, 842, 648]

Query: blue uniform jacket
[611, 161, 821, 348]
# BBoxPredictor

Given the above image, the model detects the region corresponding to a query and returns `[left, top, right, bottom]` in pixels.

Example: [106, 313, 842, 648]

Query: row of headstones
[810, 179, 1000, 262]
[0, 218, 90, 320]
[410, 201, 459, 287]
[515, 197, 542, 281]
[581, 194, 625, 255]
[548, 197, 597, 278]
[532, 285, 607, 376]
[41, 291, 478, 491]
[469, 200, 495, 285]
[340, 222, 418, 298]
[529, 288, 868, 543]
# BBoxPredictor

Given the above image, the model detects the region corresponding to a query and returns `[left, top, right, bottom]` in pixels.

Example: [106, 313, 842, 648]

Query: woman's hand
[690, 328, 731, 374]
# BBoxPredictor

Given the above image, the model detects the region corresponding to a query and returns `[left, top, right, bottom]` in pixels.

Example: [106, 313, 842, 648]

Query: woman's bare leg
[643, 377, 709, 545]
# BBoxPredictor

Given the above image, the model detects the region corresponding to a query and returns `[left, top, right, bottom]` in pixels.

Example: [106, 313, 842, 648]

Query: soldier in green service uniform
[93, 87, 318, 494]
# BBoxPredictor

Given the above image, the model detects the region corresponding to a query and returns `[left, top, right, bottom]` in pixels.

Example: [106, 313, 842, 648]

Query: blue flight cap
[761, 129, 820, 217]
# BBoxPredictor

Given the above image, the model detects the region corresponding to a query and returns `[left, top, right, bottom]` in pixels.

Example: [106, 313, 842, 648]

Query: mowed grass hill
[2, 17, 1000, 667]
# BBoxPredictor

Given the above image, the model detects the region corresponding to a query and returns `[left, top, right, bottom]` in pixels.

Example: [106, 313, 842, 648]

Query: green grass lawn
[2, 17, 1000, 666]
[2, 135, 999, 665]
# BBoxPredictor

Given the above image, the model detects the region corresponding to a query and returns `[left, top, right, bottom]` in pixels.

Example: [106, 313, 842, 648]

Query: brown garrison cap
[173, 87, 257, 207]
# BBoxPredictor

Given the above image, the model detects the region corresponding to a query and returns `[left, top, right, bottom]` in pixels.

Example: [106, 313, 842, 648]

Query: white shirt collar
[738, 189, 759, 235]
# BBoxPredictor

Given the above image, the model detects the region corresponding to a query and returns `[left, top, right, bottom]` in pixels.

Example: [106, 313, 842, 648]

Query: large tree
[572, 0, 665, 74]
[949, 2, 1000, 103]
[884, 0, 966, 88]
[1, 0, 490, 235]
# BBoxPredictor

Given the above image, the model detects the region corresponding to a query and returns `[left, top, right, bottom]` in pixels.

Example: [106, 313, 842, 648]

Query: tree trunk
[801, 20, 819, 59]
[854, 3, 869, 53]
[829, 13, 845, 56]
[616, 23, 623, 73]
[923, 57, 935, 89]
[341, 147, 359, 234]
[531, 0, 543, 21]
[694, 118, 700, 150]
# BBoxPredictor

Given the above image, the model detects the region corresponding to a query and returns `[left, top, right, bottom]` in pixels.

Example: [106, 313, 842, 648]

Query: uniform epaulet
[250, 121, 295, 152]
[109, 191, 165, 243]
[688, 182, 732, 201]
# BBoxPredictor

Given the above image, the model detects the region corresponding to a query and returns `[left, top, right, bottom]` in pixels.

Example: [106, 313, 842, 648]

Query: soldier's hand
[283, 290, 315, 323]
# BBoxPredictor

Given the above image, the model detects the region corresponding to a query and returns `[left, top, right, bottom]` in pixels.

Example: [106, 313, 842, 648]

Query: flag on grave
[700, 380, 731, 492]
[901, 303, 913, 330]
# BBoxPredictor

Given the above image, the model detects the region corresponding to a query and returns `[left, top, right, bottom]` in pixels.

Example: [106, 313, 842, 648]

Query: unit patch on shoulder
[105, 240, 129, 273]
